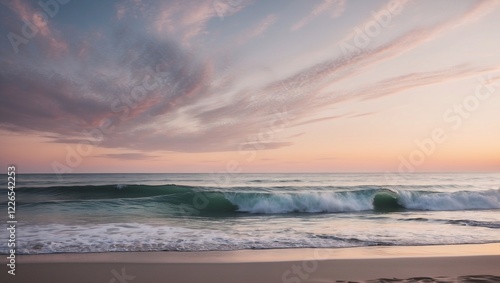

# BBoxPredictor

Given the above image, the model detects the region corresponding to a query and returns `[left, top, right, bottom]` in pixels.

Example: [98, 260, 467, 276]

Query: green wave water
[2, 173, 500, 254]
[12, 184, 500, 215]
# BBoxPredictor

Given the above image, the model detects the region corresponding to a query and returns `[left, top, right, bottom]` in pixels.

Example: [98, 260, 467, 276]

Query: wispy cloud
[357, 65, 499, 101]
[96, 153, 160, 160]
[291, 114, 346, 127]
[339, 0, 411, 44]
[0, 33, 213, 136]
[153, 0, 250, 46]
[3, 0, 68, 54]
[0, 0, 498, 156]
[235, 14, 278, 46]
[291, 0, 345, 31]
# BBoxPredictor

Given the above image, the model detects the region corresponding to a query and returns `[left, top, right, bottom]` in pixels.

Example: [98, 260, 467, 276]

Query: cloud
[339, 0, 411, 44]
[115, 4, 127, 20]
[291, 0, 345, 31]
[486, 76, 500, 86]
[154, 0, 250, 46]
[287, 132, 305, 138]
[291, 114, 346, 127]
[330, 0, 346, 18]
[0, 33, 212, 136]
[266, 1, 500, 111]
[340, 0, 498, 56]
[235, 14, 278, 46]
[4, 0, 68, 54]
[0, 69, 110, 135]
[0, 0, 498, 155]
[359, 66, 499, 101]
[347, 112, 374, 118]
[95, 153, 159, 160]
[313, 65, 499, 110]
[185, 0, 499, 146]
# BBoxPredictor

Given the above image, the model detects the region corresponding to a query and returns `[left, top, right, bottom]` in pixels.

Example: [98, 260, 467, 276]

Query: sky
[0, 0, 499, 173]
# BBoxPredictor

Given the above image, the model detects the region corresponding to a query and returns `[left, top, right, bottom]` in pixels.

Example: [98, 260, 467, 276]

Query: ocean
[1, 173, 500, 254]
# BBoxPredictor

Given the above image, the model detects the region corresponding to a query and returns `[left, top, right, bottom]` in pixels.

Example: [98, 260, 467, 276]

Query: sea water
[1, 173, 499, 254]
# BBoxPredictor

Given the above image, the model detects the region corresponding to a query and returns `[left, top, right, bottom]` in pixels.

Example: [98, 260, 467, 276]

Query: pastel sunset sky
[0, 0, 499, 173]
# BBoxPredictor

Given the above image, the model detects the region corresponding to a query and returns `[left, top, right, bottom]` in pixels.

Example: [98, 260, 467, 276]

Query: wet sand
[2, 243, 500, 283]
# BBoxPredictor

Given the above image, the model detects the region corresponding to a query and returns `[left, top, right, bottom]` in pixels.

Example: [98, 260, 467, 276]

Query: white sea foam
[398, 189, 500, 211]
[0, 223, 356, 254]
[224, 189, 500, 213]
[225, 191, 373, 213]
[7, 173, 500, 255]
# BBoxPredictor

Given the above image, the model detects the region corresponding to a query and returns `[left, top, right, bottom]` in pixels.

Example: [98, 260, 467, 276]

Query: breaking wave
[11, 184, 500, 215]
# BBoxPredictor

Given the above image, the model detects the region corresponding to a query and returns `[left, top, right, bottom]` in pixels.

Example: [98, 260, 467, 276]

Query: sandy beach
[2, 243, 500, 283]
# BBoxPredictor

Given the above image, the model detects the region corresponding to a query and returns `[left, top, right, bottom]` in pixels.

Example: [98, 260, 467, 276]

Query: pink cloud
[235, 14, 278, 46]
[154, 0, 249, 46]
[291, 0, 345, 31]
[7, 0, 68, 54]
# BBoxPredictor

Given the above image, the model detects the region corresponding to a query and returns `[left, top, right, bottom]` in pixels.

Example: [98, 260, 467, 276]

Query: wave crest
[225, 191, 373, 213]
[13, 184, 500, 214]
[398, 189, 500, 211]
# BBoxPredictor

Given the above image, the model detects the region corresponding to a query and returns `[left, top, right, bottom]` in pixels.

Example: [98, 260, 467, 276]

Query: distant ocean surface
[1, 173, 500, 254]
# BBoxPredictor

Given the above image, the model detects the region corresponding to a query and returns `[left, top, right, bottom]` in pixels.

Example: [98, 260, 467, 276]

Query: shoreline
[8, 242, 500, 262]
[2, 243, 500, 282]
